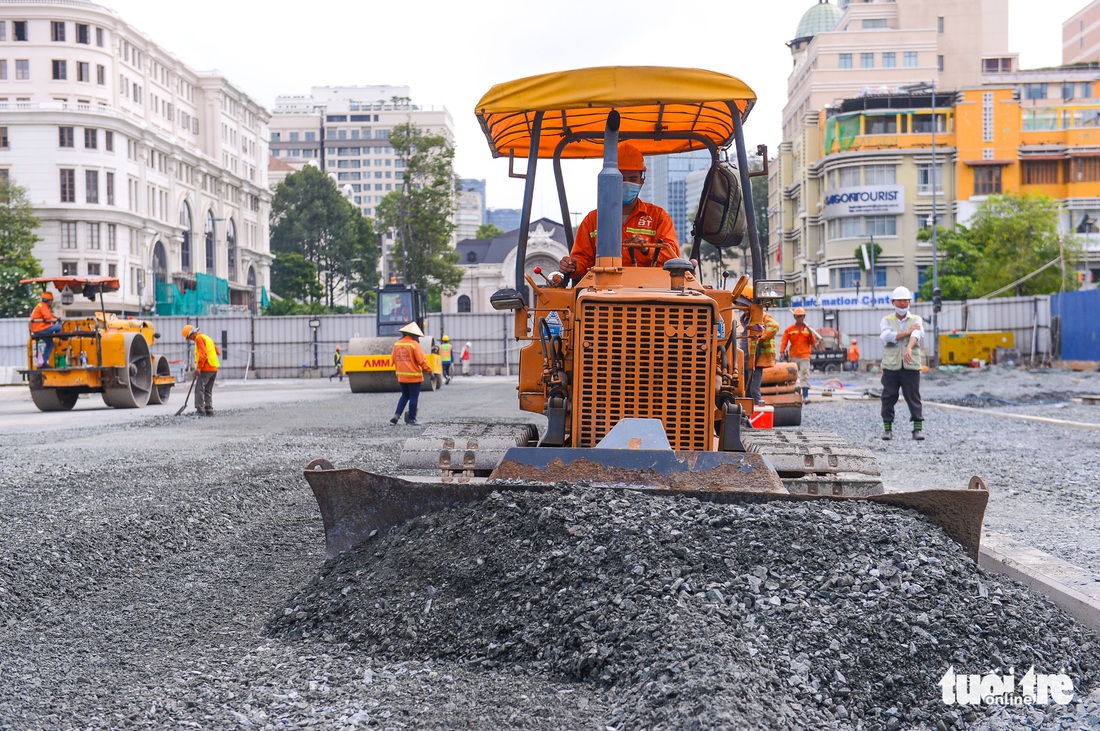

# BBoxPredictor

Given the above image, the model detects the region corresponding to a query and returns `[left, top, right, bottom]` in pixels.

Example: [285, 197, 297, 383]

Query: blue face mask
[894, 306, 909, 317]
[622, 182, 642, 206]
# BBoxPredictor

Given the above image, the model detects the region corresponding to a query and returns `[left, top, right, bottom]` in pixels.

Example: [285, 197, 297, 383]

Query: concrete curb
[980, 531, 1100, 634]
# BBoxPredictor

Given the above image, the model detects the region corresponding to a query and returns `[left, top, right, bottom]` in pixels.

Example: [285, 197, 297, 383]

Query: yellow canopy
[475, 66, 757, 160]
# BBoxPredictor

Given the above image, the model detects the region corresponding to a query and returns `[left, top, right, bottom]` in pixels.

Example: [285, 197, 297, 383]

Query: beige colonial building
[0, 0, 271, 315]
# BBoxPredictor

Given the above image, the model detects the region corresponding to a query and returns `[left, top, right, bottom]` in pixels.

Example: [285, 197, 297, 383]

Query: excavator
[304, 66, 988, 561]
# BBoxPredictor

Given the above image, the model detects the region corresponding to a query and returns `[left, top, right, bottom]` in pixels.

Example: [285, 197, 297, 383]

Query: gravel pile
[0, 368, 1098, 730]
[267, 488, 1100, 730]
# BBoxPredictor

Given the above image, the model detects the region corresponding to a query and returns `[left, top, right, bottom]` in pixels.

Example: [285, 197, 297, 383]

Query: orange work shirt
[30, 302, 58, 333]
[848, 344, 860, 362]
[781, 324, 817, 359]
[570, 200, 679, 280]
[392, 336, 431, 383]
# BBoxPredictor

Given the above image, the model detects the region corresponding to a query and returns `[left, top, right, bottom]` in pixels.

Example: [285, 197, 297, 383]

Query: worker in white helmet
[879, 286, 925, 441]
[460, 341, 472, 376]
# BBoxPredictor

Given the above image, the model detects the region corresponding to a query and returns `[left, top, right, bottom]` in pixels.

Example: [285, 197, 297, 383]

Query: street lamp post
[344, 258, 363, 309]
[904, 80, 942, 365]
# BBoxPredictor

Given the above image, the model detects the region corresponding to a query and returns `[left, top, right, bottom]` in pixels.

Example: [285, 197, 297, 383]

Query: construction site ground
[1, 366, 1099, 729]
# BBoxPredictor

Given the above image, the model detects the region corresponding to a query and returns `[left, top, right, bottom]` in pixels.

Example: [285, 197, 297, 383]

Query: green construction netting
[155, 273, 229, 316]
[824, 113, 862, 154]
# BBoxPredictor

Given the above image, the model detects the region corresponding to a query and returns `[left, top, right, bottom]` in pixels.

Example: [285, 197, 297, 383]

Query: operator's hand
[903, 345, 914, 364]
[558, 256, 577, 277]
[624, 234, 647, 245]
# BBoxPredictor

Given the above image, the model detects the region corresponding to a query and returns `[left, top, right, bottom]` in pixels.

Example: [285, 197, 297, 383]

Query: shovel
[175, 372, 198, 416]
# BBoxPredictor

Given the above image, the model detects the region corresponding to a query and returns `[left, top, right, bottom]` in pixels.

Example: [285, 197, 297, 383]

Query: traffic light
[932, 287, 942, 313]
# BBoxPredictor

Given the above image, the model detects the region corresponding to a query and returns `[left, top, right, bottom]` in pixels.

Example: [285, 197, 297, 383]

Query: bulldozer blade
[304, 459, 552, 559]
[488, 447, 787, 493]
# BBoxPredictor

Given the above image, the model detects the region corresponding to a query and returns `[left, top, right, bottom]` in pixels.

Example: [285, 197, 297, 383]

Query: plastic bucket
[749, 405, 774, 429]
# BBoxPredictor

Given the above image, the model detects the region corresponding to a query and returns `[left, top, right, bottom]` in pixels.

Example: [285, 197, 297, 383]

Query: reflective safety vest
[440, 342, 453, 363]
[392, 337, 429, 383]
[880, 313, 924, 371]
[194, 333, 220, 371]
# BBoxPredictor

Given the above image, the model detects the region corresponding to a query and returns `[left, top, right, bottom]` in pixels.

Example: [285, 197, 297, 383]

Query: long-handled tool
[175, 372, 197, 416]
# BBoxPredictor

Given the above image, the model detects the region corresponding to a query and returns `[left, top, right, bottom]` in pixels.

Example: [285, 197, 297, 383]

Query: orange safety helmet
[618, 142, 646, 171]
[41, 291, 54, 300]
[851, 338, 858, 344]
[335, 345, 342, 351]
[792, 307, 806, 316]
[182, 324, 196, 339]
[740, 282, 753, 299]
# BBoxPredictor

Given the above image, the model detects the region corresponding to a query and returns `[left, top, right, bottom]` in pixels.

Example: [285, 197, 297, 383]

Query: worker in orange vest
[557, 142, 679, 283]
[30, 290, 62, 368]
[390, 322, 432, 426]
[847, 338, 860, 372]
[182, 325, 220, 416]
[780, 307, 820, 402]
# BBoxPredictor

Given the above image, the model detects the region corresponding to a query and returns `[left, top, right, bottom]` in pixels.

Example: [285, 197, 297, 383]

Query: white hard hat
[890, 286, 912, 301]
[399, 322, 425, 337]
[465, 341, 471, 347]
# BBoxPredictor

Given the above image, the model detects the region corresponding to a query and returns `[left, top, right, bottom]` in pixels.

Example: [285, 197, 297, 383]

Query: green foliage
[375, 123, 464, 297]
[968, 193, 1083, 296]
[916, 224, 982, 300]
[262, 297, 303, 316]
[270, 251, 323, 303]
[0, 179, 43, 317]
[269, 165, 380, 307]
[853, 241, 883, 271]
[476, 223, 505, 240]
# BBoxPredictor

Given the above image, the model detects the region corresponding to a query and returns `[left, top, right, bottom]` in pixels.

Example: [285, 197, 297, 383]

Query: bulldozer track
[743, 429, 885, 497]
[398, 421, 540, 482]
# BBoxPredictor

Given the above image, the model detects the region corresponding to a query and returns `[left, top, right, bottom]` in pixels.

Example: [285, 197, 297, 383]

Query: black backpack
[691, 162, 747, 249]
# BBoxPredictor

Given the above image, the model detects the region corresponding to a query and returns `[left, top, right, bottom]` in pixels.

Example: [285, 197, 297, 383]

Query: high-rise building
[0, 1, 272, 314]
[268, 86, 454, 281]
[642, 149, 713, 245]
[771, 0, 1014, 299]
[1063, 1, 1100, 65]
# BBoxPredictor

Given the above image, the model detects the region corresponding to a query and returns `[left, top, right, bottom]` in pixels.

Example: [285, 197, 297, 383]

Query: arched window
[204, 210, 216, 273]
[152, 240, 167, 312]
[457, 294, 471, 313]
[226, 218, 237, 282]
[466, 251, 477, 263]
[179, 201, 192, 272]
[247, 265, 257, 313]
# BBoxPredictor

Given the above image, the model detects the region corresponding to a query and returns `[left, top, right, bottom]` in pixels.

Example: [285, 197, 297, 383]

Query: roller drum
[101, 332, 153, 408]
[147, 354, 173, 404]
[347, 337, 400, 393]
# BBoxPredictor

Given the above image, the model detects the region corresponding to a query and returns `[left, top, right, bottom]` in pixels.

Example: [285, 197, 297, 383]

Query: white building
[0, 0, 272, 315]
[268, 86, 454, 281]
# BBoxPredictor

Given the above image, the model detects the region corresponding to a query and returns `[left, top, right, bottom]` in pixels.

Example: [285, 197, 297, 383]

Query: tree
[916, 224, 982, 301]
[375, 122, 464, 297]
[269, 165, 379, 306]
[969, 193, 1083, 296]
[0, 179, 43, 317]
[270, 251, 322, 304]
[476, 223, 504, 240]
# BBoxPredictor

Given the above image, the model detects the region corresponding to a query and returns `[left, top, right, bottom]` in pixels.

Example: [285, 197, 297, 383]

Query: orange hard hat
[741, 282, 753, 299]
[618, 142, 646, 172]
[41, 291, 54, 300]
[793, 307, 806, 316]
[182, 325, 195, 339]
[851, 338, 857, 344]
[335, 345, 342, 351]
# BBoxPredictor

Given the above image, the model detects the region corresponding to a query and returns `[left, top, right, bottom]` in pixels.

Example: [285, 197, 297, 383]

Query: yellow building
[781, 66, 1100, 309]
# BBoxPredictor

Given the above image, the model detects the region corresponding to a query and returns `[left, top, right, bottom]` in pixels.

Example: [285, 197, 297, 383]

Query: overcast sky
[101, 0, 1091, 221]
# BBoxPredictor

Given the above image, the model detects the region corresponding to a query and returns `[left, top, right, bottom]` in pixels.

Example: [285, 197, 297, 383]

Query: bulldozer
[343, 280, 444, 393]
[305, 66, 988, 562]
[20, 276, 176, 411]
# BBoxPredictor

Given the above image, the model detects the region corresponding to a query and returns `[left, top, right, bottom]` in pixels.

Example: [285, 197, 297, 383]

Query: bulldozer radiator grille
[574, 299, 714, 450]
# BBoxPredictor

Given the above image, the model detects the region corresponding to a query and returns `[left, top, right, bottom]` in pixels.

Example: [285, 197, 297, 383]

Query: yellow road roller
[20, 276, 175, 411]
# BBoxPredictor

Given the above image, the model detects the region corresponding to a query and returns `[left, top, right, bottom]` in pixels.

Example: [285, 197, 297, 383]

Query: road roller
[344, 335, 443, 393]
[20, 276, 176, 411]
[343, 279, 443, 393]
